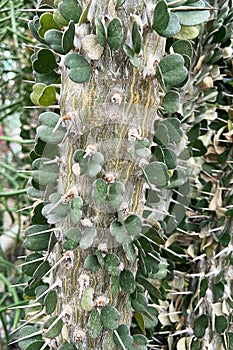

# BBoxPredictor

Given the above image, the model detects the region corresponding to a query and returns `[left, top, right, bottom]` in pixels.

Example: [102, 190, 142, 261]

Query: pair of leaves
[63, 228, 81, 250]
[143, 161, 169, 188]
[31, 83, 56, 107]
[152, 0, 181, 38]
[38, 12, 61, 39]
[133, 138, 151, 158]
[113, 324, 147, 350]
[63, 226, 96, 250]
[153, 0, 210, 38]
[152, 144, 177, 170]
[64, 52, 91, 83]
[154, 117, 183, 144]
[110, 214, 142, 244]
[123, 21, 142, 67]
[37, 112, 66, 145]
[42, 193, 83, 226]
[96, 18, 124, 50]
[32, 48, 57, 75]
[32, 157, 59, 186]
[92, 179, 125, 208]
[58, 0, 82, 23]
[24, 224, 56, 252]
[44, 20, 75, 54]
[42, 193, 69, 224]
[158, 53, 188, 87]
[73, 149, 104, 177]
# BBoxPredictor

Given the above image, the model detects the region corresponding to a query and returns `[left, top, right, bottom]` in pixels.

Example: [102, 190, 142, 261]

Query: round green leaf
[154, 123, 169, 145]
[172, 39, 193, 58]
[18, 325, 42, 350]
[160, 12, 181, 37]
[79, 227, 96, 249]
[101, 306, 119, 330]
[44, 316, 63, 338]
[88, 309, 102, 338]
[33, 49, 57, 74]
[134, 139, 151, 158]
[65, 228, 82, 243]
[107, 18, 124, 50]
[63, 227, 82, 250]
[32, 163, 59, 186]
[163, 90, 180, 113]
[24, 230, 56, 252]
[53, 9, 68, 27]
[104, 253, 120, 276]
[59, 0, 82, 23]
[42, 203, 69, 225]
[29, 16, 45, 43]
[44, 29, 64, 54]
[162, 117, 182, 142]
[213, 282, 224, 299]
[81, 287, 94, 311]
[123, 243, 137, 263]
[38, 12, 61, 39]
[159, 53, 188, 86]
[110, 221, 130, 244]
[22, 253, 43, 277]
[96, 18, 106, 47]
[31, 83, 56, 107]
[84, 254, 101, 271]
[132, 21, 141, 54]
[36, 124, 66, 145]
[44, 290, 57, 315]
[85, 152, 104, 177]
[124, 214, 142, 236]
[113, 324, 133, 349]
[120, 269, 135, 293]
[215, 315, 228, 334]
[92, 178, 107, 205]
[27, 186, 45, 199]
[175, 1, 210, 26]
[64, 52, 91, 83]
[108, 181, 125, 208]
[39, 112, 60, 128]
[70, 196, 83, 224]
[194, 314, 208, 338]
[174, 24, 201, 40]
[62, 20, 75, 52]
[25, 224, 50, 237]
[162, 146, 177, 170]
[152, 0, 169, 34]
[131, 292, 147, 313]
[25, 340, 48, 350]
[144, 161, 169, 188]
[132, 334, 147, 346]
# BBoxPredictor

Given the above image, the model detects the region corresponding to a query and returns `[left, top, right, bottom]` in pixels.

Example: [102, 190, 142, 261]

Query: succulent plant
[15, 0, 233, 349]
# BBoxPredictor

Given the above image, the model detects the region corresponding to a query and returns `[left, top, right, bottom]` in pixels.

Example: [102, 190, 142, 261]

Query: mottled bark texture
[52, 1, 165, 348]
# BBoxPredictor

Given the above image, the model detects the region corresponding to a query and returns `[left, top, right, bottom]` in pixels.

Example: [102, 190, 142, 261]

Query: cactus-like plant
[11, 0, 233, 349]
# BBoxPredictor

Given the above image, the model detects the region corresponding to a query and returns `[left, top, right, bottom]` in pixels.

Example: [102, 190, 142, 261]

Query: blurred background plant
[0, 1, 36, 348]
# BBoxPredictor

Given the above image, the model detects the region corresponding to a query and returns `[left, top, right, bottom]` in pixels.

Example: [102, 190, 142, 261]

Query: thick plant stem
[50, 1, 165, 348]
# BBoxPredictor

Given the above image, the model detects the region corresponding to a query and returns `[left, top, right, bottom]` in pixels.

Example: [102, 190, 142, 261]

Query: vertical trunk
[53, 1, 165, 348]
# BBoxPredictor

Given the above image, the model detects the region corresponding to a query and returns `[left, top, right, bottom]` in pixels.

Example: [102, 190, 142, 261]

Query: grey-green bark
[55, 1, 165, 348]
